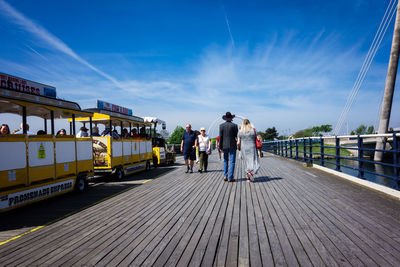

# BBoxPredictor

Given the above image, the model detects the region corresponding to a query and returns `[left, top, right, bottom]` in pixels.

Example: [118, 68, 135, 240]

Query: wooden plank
[140, 171, 223, 266]
[268, 173, 344, 267]
[152, 179, 219, 267]
[213, 182, 237, 267]
[267, 161, 377, 266]
[273, 161, 399, 265]
[0, 154, 399, 267]
[162, 175, 225, 266]
[17, 176, 192, 266]
[257, 176, 300, 266]
[187, 177, 229, 266]
[119, 170, 222, 266]
[225, 168, 241, 267]
[252, 176, 287, 266]
[1, 168, 191, 266]
[245, 179, 262, 267]
[238, 172, 250, 267]
[88, 174, 203, 266]
[200, 180, 232, 267]
[248, 181, 275, 266]
[0, 170, 183, 257]
[175, 175, 227, 266]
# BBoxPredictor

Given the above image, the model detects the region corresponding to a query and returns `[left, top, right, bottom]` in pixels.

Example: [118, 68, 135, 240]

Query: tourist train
[0, 73, 174, 212]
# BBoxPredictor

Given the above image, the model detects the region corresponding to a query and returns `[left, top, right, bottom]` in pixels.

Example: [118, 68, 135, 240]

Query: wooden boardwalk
[0, 153, 399, 266]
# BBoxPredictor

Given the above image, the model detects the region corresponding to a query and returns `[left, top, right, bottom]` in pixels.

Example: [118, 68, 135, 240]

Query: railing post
[295, 139, 299, 160]
[303, 138, 307, 162]
[357, 135, 364, 179]
[309, 138, 313, 165]
[281, 141, 284, 157]
[393, 133, 399, 189]
[320, 137, 325, 167]
[289, 140, 293, 158]
[278, 142, 281, 156]
[335, 136, 341, 172]
[285, 141, 288, 158]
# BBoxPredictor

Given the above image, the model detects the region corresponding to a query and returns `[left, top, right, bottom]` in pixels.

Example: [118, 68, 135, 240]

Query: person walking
[219, 112, 238, 182]
[197, 127, 211, 173]
[237, 119, 260, 182]
[216, 136, 222, 160]
[181, 123, 197, 173]
[256, 134, 263, 157]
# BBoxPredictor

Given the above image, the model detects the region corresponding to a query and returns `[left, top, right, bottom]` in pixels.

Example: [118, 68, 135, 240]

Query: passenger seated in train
[121, 128, 130, 138]
[140, 127, 146, 138]
[101, 127, 120, 139]
[14, 123, 33, 135]
[92, 126, 100, 137]
[76, 126, 89, 137]
[56, 129, 67, 136]
[130, 128, 139, 138]
[0, 124, 10, 136]
[112, 129, 120, 139]
[36, 130, 46, 135]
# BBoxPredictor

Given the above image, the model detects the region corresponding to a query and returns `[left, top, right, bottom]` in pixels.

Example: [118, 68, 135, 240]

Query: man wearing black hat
[219, 112, 238, 182]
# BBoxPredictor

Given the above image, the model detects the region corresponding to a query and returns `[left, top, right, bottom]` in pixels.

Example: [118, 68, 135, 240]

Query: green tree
[293, 129, 305, 138]
[311, 126, 321, 136]
[351, 125, 374, 135]
[319, 124, 332, 133]
[355, 125, 367, 135]
[168, 126, 185, 144]
[366, 125, 374, 134]
[294, 124, 332, 138]
[264, 127, 279, 140]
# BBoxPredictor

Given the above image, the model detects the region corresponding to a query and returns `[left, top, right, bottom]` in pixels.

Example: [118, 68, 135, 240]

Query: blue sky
[0, 0, 399, 136]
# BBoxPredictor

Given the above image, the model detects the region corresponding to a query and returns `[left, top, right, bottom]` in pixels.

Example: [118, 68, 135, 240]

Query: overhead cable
[334, 0, 397, 135]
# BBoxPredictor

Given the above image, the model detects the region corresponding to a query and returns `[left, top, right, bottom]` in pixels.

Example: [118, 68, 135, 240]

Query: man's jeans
[223, 149, 237, 180]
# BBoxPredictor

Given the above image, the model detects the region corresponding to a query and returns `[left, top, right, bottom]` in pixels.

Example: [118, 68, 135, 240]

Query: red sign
[97, 100, 132, 115]
[0, 73, 56, 98]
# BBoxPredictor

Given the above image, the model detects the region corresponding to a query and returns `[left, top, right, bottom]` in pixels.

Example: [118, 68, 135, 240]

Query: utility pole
[375, 1, 400, 161]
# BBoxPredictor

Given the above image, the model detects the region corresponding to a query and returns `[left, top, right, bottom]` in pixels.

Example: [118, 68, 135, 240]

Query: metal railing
[263, 133, 400, 190]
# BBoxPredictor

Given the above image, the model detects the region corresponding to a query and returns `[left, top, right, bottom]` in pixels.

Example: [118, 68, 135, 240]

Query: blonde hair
[240, 119, 254, 133]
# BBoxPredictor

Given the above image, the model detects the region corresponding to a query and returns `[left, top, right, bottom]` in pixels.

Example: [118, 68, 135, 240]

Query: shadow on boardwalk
[0, 153, 399, 266]
[0, 166, 177, 235]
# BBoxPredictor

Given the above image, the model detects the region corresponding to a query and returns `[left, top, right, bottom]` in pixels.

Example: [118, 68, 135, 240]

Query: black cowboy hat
[222, 112, 235, 120]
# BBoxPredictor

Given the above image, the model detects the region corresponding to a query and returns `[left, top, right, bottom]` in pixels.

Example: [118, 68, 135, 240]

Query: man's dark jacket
[219, 121, 238, 150]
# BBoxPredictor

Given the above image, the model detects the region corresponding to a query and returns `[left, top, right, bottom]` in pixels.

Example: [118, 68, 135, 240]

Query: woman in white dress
[237, 119, 260, 182]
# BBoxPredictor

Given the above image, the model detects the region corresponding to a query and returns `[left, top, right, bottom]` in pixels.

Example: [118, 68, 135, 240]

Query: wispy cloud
[221, 5, 235, 47]
[0, 0, 124, 90]
[0, 0, 395, 135]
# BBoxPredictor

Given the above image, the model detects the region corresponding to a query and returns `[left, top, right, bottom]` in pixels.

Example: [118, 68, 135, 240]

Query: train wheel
[153, 156, 158, 168]
[115, 167, 124, 181]
[75, 175, 88, 192]
[146, 161, 151, 171]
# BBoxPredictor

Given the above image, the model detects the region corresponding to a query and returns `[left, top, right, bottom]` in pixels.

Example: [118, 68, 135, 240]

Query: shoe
[204, 169, 207, 173]
[190, 169, 193, 173]
[249, 171, 254, 182]
[228, 179, 235, 182]
[224, 176, 228, 181]
[185, 168, 189, 173]
[246, 174, 251, 182]
[198, 170, 202, 173]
